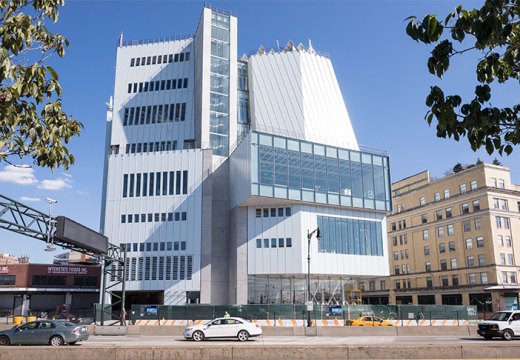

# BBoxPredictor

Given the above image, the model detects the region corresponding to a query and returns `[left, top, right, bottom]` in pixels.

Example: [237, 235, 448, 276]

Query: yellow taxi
[351, 316, 394, 326]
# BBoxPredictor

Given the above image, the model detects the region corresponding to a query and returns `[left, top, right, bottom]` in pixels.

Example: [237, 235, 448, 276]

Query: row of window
[396, 272, 489, 290]
[422, 252, 514, 272]
[420, 218, 484, 241]
[130, 52, 190, 67]
[115, 255, 193, 282]
[120, 241, 187, 253]
[121, 211, 187, 224]
[255, 207, 292, 218]
[125, 141, 176, 154]
[495, 216, 511, 229]
[256, 238, 293, 248]
[123, 102, 187, 126]
[122, 171, 188, 198]
[417, 181, 479, 208]
[0, 275, 15, 285]
[127, 78, 188, 94]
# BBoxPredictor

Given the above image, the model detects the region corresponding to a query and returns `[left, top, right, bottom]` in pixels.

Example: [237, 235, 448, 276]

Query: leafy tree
[0, 0, 82, 170]
[453, 162, 464, 173]
[406, 0, 520, 155]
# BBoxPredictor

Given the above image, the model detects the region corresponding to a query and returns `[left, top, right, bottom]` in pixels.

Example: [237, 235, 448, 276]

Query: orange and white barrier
[133, 319, 469, 326]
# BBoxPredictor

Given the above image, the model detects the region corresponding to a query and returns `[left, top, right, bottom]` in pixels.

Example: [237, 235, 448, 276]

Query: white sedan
[183, 317, 262, 341]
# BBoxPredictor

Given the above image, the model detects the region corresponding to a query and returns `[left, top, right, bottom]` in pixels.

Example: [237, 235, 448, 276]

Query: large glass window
[317, 215, 383, 256]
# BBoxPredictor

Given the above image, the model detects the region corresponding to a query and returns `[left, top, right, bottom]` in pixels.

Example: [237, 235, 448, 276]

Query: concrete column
[434, 293, 443, 305]
[21, 294, 30, 316]
[461, 292, 470, 305]
[411, 294, 418, 304]
[65, 292, 73, 306]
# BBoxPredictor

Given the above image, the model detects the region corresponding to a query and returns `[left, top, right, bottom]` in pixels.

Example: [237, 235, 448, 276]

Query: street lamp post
[306, 227, 320, 327]
[44, 198, 57, 252]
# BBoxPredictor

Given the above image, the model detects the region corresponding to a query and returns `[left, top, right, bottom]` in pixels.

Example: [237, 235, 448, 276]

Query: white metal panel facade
[248, 50, 359, 150]
[247, 204, 389, 277]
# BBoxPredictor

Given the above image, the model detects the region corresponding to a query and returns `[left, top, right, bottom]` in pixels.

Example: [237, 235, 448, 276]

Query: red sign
[47, 266, 88, 275]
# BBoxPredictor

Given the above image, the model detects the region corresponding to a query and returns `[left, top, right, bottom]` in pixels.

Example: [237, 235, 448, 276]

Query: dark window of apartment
[286, 238, 292, 247]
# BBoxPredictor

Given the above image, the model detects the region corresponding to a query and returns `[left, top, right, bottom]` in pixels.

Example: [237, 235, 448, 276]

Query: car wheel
[237, 330, 249, 342]
[502, 329, 513, 341]
[192, 330, 204, 342]
[0, 336, 10, 346]
[483, 335, 493, 340]
[50, 335, 64, 346]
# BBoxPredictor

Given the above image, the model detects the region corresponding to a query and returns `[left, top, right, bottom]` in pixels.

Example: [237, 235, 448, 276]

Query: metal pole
[100, 259, 107, 326]
[120, 247, 127, 326]
[307, 230, 311, 327]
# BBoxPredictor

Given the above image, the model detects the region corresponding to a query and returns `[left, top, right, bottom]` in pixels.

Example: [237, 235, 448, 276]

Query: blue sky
[1, 0, 518, 263]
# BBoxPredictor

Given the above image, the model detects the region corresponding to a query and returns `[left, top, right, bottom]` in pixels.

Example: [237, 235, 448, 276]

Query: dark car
[0, 320, 89, 346]
[52, 313, 82, 323]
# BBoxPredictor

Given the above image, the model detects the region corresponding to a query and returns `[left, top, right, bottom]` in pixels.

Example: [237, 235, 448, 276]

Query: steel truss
[0, 193, 126, 325]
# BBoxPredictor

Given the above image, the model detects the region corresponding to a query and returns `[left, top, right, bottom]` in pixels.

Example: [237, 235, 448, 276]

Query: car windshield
[63, 322, 76, 327]
[490, 312, 511, 321]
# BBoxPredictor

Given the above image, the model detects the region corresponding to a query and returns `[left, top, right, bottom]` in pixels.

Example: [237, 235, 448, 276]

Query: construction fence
[129, 304, 477, 325]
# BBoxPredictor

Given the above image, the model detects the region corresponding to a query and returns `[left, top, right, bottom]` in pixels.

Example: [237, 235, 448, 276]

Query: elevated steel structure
[0, 193, 126, 326]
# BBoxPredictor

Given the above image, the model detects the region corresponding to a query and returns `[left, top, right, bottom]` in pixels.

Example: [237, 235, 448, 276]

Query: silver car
[0, 320, 89, 346]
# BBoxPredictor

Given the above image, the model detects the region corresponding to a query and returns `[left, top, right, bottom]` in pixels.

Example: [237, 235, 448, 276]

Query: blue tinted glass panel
[274, 148, 288, 187]
[362, 161, 375, 199]
[259, 145, 274, 185]
[301, 153, 314, 190]
[314, 155, 327, 192]
[351, 162, 363, 198]
[288, 151, 301, 189]
[327, 157, 339, 193]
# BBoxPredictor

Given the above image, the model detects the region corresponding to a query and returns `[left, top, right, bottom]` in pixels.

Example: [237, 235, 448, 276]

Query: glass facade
[237, 61, 250, 136]
[251, 132, 391, 211]
[317, 216, 383, 256]
[209, 11, 230, 156]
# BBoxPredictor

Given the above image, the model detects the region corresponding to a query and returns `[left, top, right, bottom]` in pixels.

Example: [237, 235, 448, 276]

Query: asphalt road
[81, 335, 520, 347]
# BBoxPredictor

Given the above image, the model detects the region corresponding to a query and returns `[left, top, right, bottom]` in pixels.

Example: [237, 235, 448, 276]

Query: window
[263, 209, 268, 217]
[500, 253, 506, 265]
[463, 220, 471, 232]
[256, 239, 261, 248]
[444, 189, 450, 199]
[393, 251, 399, 260]
[491, 177, 497, 187]
[426, 277, 433, 288]
[121, 214, 126, 224]
[278, 208, 284, 217]
[424, 246, 430, 256]
[449, 241, 456, 251]
[459, 184, 467, 194]
[498, 179, 505, 189]
[270, 208, 276, 217]
[496, 216, 502, 228]
[423, 230, 429, 241]
[439, 243, 446, 253]
[391, 223, 396, 231]
[467, 256, 475, 267]
[470, 180, 477, 190]
[500, 199, 508, 210]
[445, 207, 452, 218]
[466, 238, 473, 249]
[452, 275, 459, 286]
[498, 235, 504, 246]
[263, 239, 269, 248]
[271, 238, 277, 248]
[425, 261, 432, 272]
[447, 224, 454, 235]
[480, 272, 488, 284]
[510, 272, 516, 283]
[392, 236, 397, 246]
[468, 273, 477, 285]
[478, 254, 486, 266]
[450, 258, 457, 269]
[394, 265, 400, 275]
[440, 259, 447, 271]
[437, 227, 444, 238]
[0, 275, 15, 285]
[395, 280, 401, 290]
[461, 203, 469, 214]
[493, 198, 500, 209]
[436, 210, 443, 221]
[504, 217, 510, 229]
[380, 280, 386, 290]
[286, 238, 292, 247]
[434, 192, 441, 201]
[285, 207, 291, 216]
[474, 217, 482, 230]
[441, 275, 449, 286]
[505, 236, 512, 247]
[278, 238, 284, 247]
[421, 214, 428, 224]
[502, 271, 508, 283]
[473, 199, 480, 211]
[400, 250, 404, 260]
[476, 236, 485, 248]
[419, 197, 426, 206]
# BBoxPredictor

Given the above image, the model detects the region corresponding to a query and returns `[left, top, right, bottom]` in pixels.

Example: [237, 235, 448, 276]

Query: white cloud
[76, 190, 90, 196]
[62, 172, 73, 179]
[20, 196, 41, 202]
[38, 178, 72, 191]
[0, 165, 38, 185]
